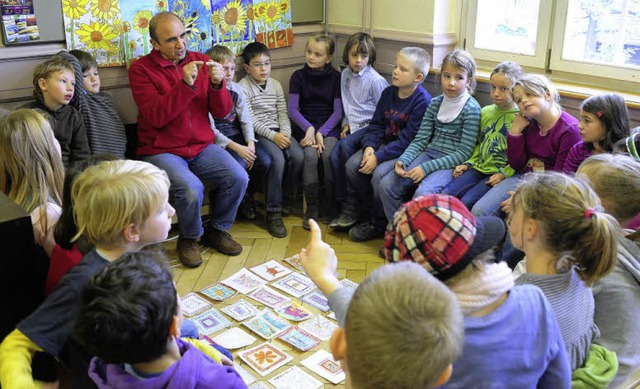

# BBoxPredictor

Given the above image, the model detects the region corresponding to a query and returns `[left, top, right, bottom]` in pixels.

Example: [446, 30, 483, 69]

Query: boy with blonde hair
[0, 160, 175, 388]
[25, 55, 90, 166]
[301, 220, 464, 388]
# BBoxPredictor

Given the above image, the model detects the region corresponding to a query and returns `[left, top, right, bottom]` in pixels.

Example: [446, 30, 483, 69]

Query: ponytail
[571, 209, 619, 285]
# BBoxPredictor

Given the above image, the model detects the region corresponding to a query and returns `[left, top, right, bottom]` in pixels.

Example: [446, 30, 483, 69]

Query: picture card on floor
[243, 308, 291, 339]
[191, 308, 232, 335]
[301, 349, 346, 384]
[249, 382, 272, 389]
[239, 342, 293, 377]
[298, 314, 338, 341]
[271, 273, 316, 298]
[340, 278, 359, 289]
[199, 283, 237, 301]
[277, 326, 322, 352]
[180, 293, 212, 317]
[211, 327, 256, 349]
[301, 289, 330, 312]
[275, 301, 313, 322]
[268, 366, 322, 389]
[233, 363, 257, 386]
[248, 285, 291, 309]
[282, 254, 304, 272]
[220, 298, 260, 321]
[221, 268, 267, 294]
[250, 259, 292, 281]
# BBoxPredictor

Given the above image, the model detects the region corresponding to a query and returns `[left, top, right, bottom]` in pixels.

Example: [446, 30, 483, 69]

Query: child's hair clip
[596, 110, 604, 117]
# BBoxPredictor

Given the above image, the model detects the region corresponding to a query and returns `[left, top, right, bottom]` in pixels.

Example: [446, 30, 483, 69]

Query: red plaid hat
[384, 194, 505, 281]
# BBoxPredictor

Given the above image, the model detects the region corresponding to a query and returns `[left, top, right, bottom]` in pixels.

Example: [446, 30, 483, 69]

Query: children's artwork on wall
[252, 0, 293, 49]
[168, 0, 212, 53]
[61, 0, 125, 66]
[210, 0, 252, 55]
[119, 0, 165, 66]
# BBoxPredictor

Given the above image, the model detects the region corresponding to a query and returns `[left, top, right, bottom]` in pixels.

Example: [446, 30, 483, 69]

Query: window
[462, 0, 640, 88]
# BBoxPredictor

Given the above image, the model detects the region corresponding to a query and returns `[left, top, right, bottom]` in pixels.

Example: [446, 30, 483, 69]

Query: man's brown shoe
[177, 238, 203, 268]
[201, 227, 243, 256]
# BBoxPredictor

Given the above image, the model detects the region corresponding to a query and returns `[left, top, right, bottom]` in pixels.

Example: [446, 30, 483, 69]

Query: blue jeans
[330, 130, 367, 202]
[379, 149, 453, 222]
[255, 135, 303, 212]
[470, 174, 522, 217]
[441, 168, 495, 210]
[142, 144, 248, 238]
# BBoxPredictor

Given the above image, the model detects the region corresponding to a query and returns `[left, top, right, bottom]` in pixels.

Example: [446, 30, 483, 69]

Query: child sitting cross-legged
[73, 250, 245, 388]
[300, 219, 464, 388]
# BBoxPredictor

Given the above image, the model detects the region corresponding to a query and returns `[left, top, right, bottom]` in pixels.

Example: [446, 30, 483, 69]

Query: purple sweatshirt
[88, 338, 247, 389]
[563, 141, 593, 174]
[507, 111, 581, 173]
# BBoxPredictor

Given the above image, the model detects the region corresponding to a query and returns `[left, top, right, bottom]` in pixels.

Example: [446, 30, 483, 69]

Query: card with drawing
[327, 311, 337, 321]
[191, 308, 232, 335]
[268, 366, 322, 389]
[211, 327, 257, 349]
[275, 301, 313, 322]
[250, 259, 292, 281]
[282, 254, 305, 273]
[220, 298, 260, 321]
[199, 283, 237, 301]
[301, 289, 330, 312]
[298, 314, 339, 341]
[270, 273, 316, 298]
[249, 382, 272, 389]
[233, 363, 257, 386]
[248, 286, 291, 309]
[277, 326, 322, 352]
[243, 308, 291, 340]
[301, 349, 346, 384]
[239, 342, 293, 377]
[180, 293, 212, 317]
[221, 268, 267, 294]
[340, 278, 359, 289]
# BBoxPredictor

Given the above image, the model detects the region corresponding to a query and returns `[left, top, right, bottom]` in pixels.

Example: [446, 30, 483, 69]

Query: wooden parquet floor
[162, 209, 385, 388]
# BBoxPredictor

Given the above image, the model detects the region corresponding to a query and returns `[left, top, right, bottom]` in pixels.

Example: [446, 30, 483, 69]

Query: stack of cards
[301, 349, 346, 384]
[180, 293, 212, 317]
[239, 342, 293, 377]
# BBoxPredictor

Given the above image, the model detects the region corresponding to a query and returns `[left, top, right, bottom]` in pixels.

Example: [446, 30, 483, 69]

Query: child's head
[512, 74, 559, 119]
[71, 160, 174, 250]
[579, 93, 630, 152]
[74, 250, 180, 364]
[0, 109, 64, 213]
[392, 47, 430, 89]
[440, 49, 476, 97]
[305, 34, 335, 71]
[490, 61, 523, 110]
[69, 50, 101, 94]
[334, 261, 463, 388]
[242, 42, 271, 85]
[205, 45, 236, 84]
[509, 172, 619, 285]
[33, 56, 76, 108]
[342, 32, 376, 73]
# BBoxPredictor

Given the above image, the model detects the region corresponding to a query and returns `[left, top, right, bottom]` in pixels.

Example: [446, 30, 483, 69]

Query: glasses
[250, 61, 271, 68]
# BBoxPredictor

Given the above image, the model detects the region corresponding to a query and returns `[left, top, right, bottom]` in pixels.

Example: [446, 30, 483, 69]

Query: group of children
[1, 19, 640, 387]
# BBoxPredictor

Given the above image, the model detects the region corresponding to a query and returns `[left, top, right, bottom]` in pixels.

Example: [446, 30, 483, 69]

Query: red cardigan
[128, 50, 233, 158]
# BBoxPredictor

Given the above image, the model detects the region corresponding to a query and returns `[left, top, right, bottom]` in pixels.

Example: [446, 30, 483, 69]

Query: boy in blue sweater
[331, 47, 432, 242]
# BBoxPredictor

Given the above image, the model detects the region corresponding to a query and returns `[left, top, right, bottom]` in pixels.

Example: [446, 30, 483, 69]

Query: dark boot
[266, 211, 287, 238]
[320, 180, 338, 224]
[302, 183, 320, 230]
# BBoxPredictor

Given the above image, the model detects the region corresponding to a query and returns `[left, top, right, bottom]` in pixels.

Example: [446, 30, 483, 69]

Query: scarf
[449, 261, 514, 315]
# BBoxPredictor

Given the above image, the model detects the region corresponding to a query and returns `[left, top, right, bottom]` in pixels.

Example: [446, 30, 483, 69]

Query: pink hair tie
[585, 208, 596, 220]
[596, 110, 604, 117]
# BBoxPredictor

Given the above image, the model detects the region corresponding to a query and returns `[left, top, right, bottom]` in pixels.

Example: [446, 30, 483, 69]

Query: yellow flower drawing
[156, 0, 167, 10]
[123, 21, 131, 33]
[220, 0, 247, 33]
[62, 0, 89, 20]
[111, 18, 123, 35]
[278, 0, 289, 14]
[76, 21, 117, 51]
[128, 40, 137, 51]
[256, 2, 279, 23]
[133, 10, 153, 34]
[90, 0, 119, 21]
[212, 11, 221, 25]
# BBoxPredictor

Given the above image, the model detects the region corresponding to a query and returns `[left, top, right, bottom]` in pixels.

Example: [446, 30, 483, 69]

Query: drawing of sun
[62, 0, 89, 19]
[220, 0, 247, 33]
[90, 0, 119, 21]
[133, 10, 153, 34]
[76, 21, 117, 51]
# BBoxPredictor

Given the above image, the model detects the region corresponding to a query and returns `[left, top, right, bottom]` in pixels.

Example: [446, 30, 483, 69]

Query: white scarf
[449, 261, 514, 315]
[437, 92, 470, 123]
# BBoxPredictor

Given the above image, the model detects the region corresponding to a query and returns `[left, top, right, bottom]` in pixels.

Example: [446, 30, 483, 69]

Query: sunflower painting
[210, 0, 252, 54]
[252, 0, 292, 49]
[119, 0, 157, 66]
[62, 0, 124, 66]
[169, 0, 212, 53]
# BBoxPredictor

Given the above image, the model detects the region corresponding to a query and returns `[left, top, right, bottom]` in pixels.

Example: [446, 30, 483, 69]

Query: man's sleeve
[207, 79, 233, 120]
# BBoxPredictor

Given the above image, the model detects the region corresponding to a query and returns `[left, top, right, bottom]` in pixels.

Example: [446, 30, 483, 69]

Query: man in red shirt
[129, 12, 248, 267]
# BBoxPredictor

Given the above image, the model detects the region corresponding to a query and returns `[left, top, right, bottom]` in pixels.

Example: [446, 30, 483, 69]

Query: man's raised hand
[183, 61, 204, 86]
[206, 61, 225, 87]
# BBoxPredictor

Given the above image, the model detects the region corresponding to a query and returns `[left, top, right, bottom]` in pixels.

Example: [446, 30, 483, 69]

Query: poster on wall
[210, 0, 252, 55]
[169, 0, 212, 54]
[252, 0, 293, 49]
[119, 0, 166, 66]
[1, 0, 40, 45]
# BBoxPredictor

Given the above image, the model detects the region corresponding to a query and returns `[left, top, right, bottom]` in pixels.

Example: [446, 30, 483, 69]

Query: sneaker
[239, 195, 257, 220]
[177, 238, 203, 268]
[201, 228, 243, 256]
[267, 212, 287, 238]
[349, 221, 385, 242]
[335, 210, 358, 229]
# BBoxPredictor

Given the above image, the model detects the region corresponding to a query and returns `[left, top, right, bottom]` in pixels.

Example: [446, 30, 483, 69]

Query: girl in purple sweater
[562, 93, 630, 173]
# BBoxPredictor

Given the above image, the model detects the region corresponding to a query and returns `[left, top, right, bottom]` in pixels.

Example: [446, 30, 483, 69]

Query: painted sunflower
[62, 0, 89, 20]
[278, 0, 289, 15]
[260, 2, 280, 23]
[156, 0, 167, 10]
[111, 18, 124, 35]
[133, 10, 153, 34]
[90, 0, 119, 21]
[212, 11, 221, 25]
[75, 21, 117, 51]
[220, 0, 247, 33]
